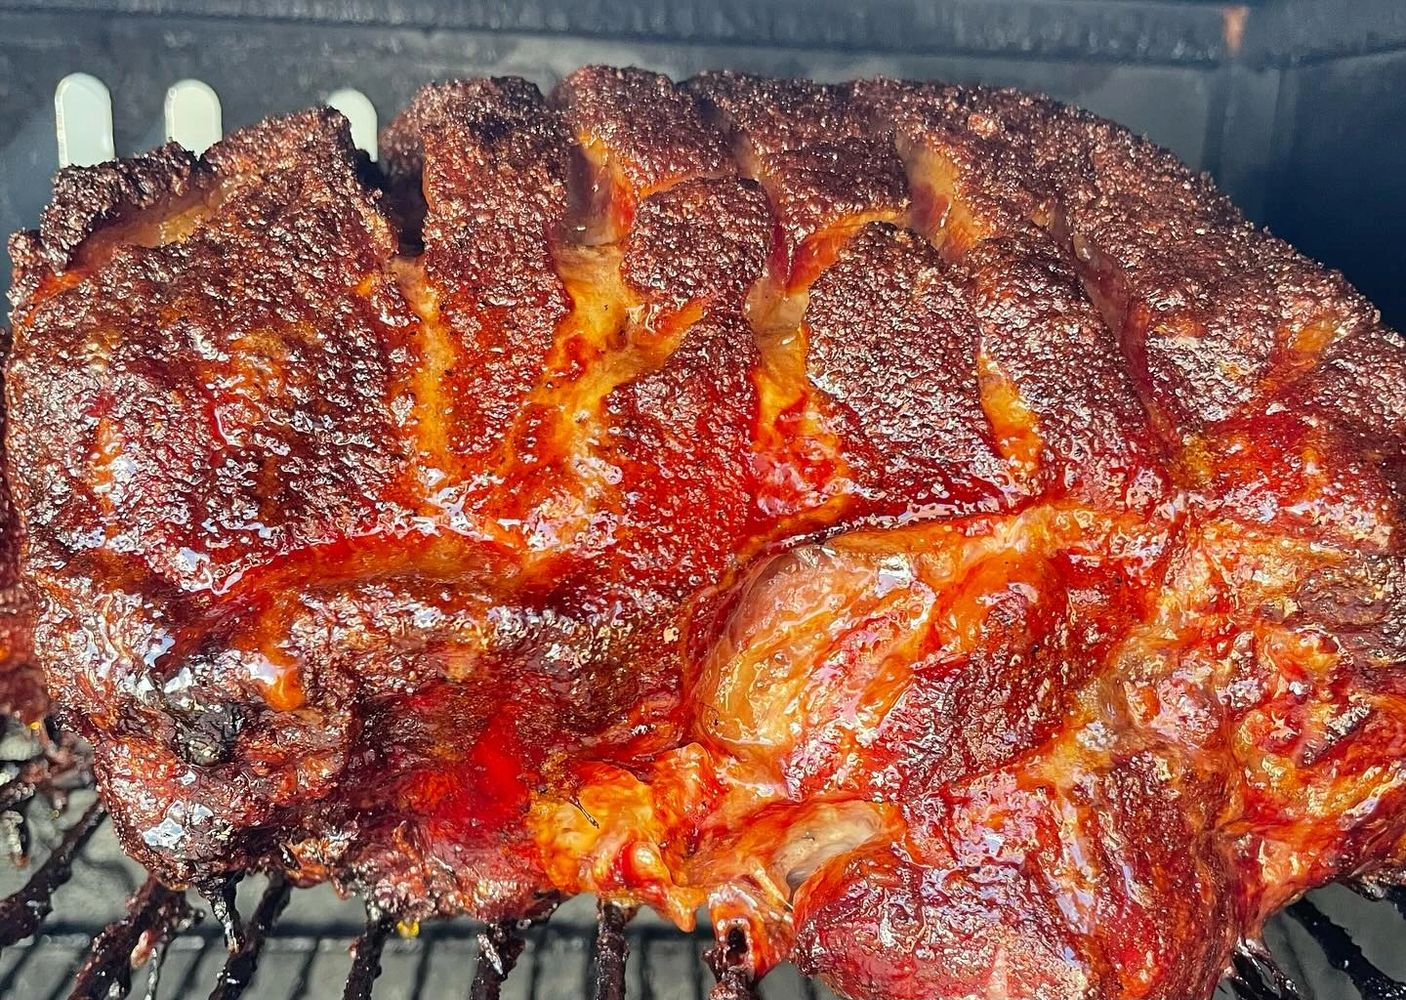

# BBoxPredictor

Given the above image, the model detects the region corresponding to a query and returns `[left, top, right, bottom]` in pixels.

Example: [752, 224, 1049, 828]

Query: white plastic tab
[164, 79, 223, 155]
[54, 73, 115, 168]
[325, 88, 378, 160]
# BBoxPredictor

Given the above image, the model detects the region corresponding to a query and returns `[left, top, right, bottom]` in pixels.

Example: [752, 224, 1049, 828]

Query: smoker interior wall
[1269, 52, 1406, 330]
[1, 0, 1404, 324]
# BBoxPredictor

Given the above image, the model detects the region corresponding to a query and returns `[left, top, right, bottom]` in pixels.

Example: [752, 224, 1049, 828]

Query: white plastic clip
[55, 72, 115, 168]
[325, 88, 378, 161]
[164, 79, 223, 155]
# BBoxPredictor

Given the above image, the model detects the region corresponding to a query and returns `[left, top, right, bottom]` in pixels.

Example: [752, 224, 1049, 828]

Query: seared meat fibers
[6, 69, 1406, 1000]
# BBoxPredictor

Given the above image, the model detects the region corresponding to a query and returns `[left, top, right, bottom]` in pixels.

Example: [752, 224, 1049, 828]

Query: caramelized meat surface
[7, 69, 1406, 1000]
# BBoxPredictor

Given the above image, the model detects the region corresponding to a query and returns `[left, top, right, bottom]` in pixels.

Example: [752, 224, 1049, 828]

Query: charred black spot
[167, 697, 245, 768]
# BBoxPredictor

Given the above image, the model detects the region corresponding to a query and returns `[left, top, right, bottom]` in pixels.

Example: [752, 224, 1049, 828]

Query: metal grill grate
[0, 724, 1403, 999]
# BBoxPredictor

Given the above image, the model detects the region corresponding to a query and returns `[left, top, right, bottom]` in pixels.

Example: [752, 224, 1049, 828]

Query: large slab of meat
[4, 68, 1406, 999]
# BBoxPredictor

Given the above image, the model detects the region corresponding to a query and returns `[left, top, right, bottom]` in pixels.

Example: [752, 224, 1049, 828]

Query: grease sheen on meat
[6, 68, 1406, 1000]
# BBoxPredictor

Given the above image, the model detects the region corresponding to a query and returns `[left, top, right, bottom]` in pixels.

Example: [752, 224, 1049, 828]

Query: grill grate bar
[591, 902, 634, 1000]
[209, 874, 292, 1000]
[201, 877, 244, 951]
[1232, 939, 1305, 1000]
[1230, 971, 1279, 1000]
[342, 910, 393, 1000]
[141, 934, 177, 1000]
[469, 919, 526, 1000]
[0, 801, 104, 948]
[0, 723, 88, 868]
[705, 927, 759, 1000]
[286, 941, 319, 1000]
[0, 734, 1402, 1000]
[1288, 898, 1406, 1000]
[0, 936, 40, 996]
[69, 877, 196, 1000]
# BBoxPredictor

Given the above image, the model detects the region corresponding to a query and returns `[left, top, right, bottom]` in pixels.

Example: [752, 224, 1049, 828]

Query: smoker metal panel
[0, 7, 1232, 300]
[0, 0, 1244, 65]
[1266, 46, 1406, 331]
[6, 1, 1406, 325]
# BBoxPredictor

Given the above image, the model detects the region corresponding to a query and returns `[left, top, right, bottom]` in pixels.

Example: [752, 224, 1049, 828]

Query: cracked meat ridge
[5, 67, 1406, 999]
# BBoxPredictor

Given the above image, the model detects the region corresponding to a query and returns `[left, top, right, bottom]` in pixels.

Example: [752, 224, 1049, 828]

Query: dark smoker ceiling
[2, 0, 1404, 327]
